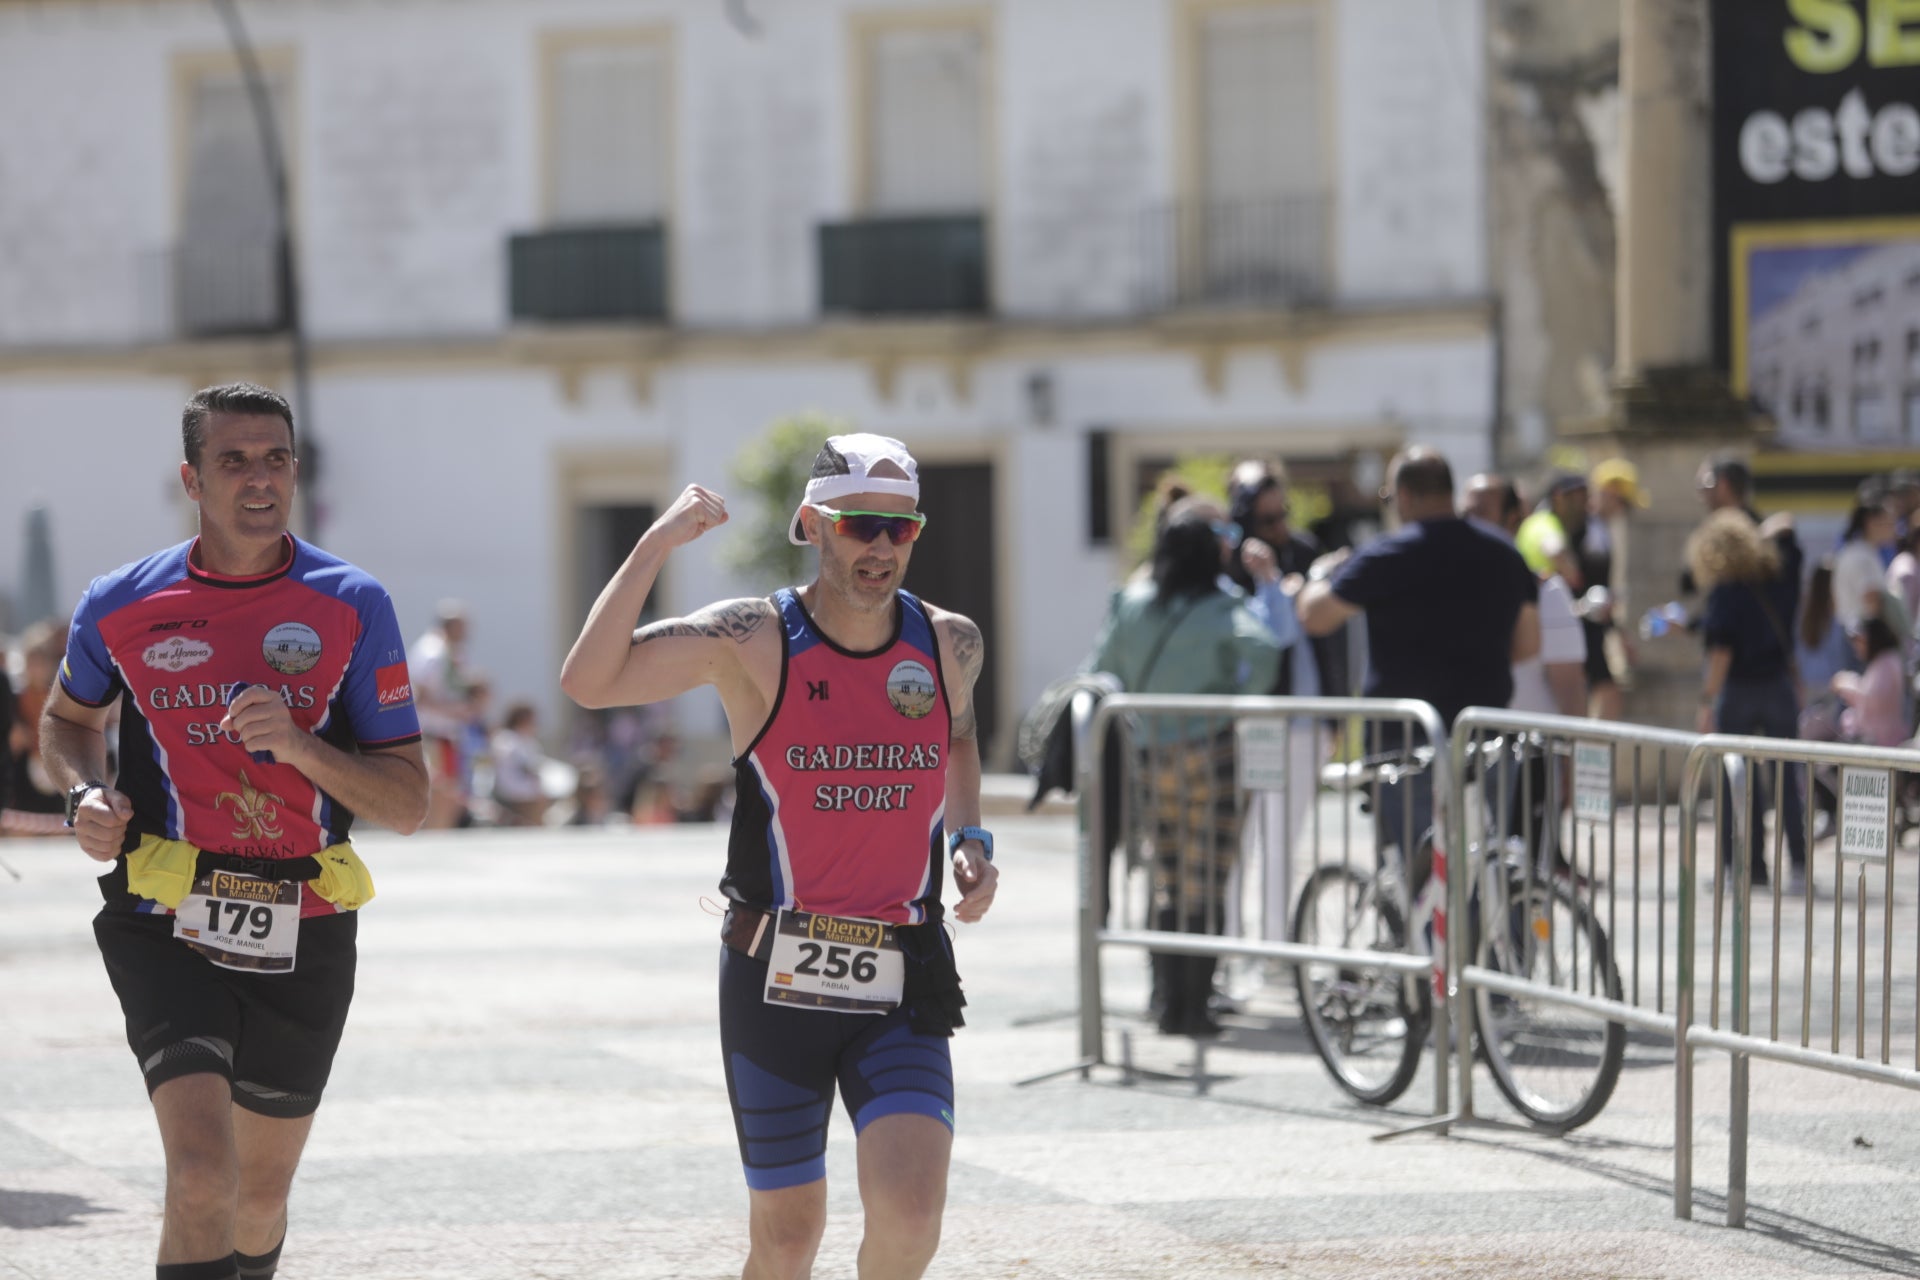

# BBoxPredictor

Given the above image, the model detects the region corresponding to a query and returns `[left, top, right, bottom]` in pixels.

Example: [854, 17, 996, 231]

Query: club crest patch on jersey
[885, 659, 937, 720]
[142, 635, 215, 673]
[262, 622, 323, 675]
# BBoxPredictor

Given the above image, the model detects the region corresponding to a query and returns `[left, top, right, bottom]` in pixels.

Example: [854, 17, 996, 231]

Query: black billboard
[1712, 0, 1920, 446]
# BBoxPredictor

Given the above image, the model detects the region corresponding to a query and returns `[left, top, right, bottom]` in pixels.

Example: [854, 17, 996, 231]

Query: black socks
[235, 1238, 284, 1280]
[156, 1259, 239, 1280]
[154, 1236, 281, 1280]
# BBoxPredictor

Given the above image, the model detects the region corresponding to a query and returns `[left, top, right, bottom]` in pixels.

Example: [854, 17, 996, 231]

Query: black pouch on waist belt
[196, 850, 323, 881]
[720, 905, 776, 959]
[896, 919, 967, 1038]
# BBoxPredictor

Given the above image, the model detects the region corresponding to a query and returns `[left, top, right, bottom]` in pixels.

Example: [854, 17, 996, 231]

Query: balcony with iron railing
[1003, 193, 1334, 321]
[816, 213, 990, 318]
[507, 224, 669, 324]
[171, 237, 292, 338]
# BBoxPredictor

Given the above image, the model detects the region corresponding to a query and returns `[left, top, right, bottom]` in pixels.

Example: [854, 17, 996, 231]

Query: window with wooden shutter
[1192, 2, 1324, 302]
[551, 40, 669, 224]
[178, 68, 289, 334]
[866, 24, 985, 214]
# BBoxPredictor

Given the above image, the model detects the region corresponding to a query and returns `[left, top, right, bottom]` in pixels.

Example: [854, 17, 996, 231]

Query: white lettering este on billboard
[1738, 89, 1920, 185]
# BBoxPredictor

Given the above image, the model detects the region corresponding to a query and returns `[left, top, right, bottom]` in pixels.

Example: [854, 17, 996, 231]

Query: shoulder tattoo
[633, 598, 772, 647]
[948, 618, 983, 685]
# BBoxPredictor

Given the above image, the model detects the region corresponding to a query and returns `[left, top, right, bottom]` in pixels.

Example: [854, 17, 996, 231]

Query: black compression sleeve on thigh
[235, 1238, 283, 1280]
[156, 1257, 239, 1280]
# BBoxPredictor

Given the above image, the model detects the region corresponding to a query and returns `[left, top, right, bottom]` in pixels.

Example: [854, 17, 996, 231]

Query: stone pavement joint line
[2, 820, 1918, 1278]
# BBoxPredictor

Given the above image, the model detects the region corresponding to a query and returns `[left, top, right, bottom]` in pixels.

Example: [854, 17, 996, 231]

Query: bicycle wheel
[1291, 864, 1430, 1106]
[1472, 878, 1626, 1131]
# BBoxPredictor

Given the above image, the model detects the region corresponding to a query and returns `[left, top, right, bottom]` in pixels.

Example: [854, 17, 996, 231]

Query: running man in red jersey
[40, 383, 430, 1280]
[562, 434, 997, 1280]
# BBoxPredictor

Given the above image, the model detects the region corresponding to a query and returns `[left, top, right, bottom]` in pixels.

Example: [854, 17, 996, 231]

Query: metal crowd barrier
[1074, 693, 1456, 1115]
[1444, 710, 1701, 1131]
[1676, 734, 1920, 1227]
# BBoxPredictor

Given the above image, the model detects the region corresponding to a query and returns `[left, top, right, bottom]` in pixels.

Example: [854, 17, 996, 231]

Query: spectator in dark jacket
[1691, 508, 1807, 890]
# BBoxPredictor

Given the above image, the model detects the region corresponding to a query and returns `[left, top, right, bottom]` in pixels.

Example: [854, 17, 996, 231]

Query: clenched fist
[651, 485, 729, 549]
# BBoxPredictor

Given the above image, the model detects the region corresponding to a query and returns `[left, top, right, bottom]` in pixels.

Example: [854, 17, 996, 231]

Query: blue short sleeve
[1701, 584, 1740, 650]
[341, 590, 423, 747]
[1329, 538, 1400, 608]
[59, 581, 121, 708]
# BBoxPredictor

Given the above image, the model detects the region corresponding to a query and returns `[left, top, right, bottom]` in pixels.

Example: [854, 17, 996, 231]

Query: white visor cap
[788, 434, 922, 546]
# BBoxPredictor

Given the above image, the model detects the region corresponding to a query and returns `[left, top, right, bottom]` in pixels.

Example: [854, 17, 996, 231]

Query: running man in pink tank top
[561, 433, 997, 1280]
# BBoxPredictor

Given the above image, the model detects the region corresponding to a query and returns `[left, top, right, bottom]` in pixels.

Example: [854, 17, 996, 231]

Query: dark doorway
[575, 503, 660, 631]
[907, 463, 1000, 760]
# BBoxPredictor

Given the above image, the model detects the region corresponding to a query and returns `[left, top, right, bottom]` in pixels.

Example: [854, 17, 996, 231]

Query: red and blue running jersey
[724, 589, 951, 925]
[60, 535, 422, 915]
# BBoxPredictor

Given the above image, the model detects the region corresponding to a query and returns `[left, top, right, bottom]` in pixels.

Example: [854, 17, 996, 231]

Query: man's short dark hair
[1389, 447, 1454, 500]
[1704, 451, 1752, 500]
[182, 382, 296, 468]
[1496, 480, 1522, 525]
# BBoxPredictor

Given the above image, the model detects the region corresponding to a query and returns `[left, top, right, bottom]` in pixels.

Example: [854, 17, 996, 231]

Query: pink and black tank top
[724, 588, 951, 925]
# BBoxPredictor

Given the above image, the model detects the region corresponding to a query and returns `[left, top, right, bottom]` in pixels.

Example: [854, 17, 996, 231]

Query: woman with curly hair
[1690, 509, 1807, 889]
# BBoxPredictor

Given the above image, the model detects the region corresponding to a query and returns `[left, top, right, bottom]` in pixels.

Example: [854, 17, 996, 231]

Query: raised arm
[937, 611, 997, 923]
[560, 485, 766, 709]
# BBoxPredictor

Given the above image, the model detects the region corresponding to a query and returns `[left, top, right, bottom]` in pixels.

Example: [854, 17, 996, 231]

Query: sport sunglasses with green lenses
[815, 506, 928, 545]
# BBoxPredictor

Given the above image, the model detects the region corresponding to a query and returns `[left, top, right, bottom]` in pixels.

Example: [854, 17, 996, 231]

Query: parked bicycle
[1291, 740, 1627, 1129]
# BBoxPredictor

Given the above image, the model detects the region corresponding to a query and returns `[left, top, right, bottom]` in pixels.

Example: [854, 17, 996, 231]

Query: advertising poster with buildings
[1713, 0, 1920, 449]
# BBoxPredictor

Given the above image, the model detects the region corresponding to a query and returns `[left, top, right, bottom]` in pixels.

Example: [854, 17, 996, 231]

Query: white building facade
[0, 0, 1494, 763]
[1748, 241, 1920, 449]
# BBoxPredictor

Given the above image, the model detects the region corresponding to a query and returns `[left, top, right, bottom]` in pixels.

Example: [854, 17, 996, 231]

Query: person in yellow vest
[1515, 474, 1590, 594]
[1581, 459, 1652, 720]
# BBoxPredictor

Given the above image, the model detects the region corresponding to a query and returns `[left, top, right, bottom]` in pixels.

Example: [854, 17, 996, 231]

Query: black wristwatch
[947, 825, 993, 861]
[64, 780, 106, 827]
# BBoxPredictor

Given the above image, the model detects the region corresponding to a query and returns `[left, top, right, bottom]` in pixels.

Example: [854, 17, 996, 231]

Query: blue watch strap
[948, 825, 993, 861]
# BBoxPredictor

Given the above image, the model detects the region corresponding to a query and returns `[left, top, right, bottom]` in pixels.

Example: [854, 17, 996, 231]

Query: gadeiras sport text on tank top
[724, 588, 951, 926]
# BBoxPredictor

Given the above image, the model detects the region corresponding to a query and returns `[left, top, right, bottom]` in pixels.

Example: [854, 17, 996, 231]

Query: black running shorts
[93, 908, 358, 1118]
[718, 945, 954, 1192]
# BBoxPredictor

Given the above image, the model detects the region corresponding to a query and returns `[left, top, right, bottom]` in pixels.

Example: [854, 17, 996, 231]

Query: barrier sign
[1235, 719, 1290, 792]
[1573, 741, 1612, 825]
[1840, 768, 1891, 860]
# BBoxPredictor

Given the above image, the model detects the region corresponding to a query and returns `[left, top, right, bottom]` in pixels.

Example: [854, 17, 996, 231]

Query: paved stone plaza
[4, 813, 1919, 1278]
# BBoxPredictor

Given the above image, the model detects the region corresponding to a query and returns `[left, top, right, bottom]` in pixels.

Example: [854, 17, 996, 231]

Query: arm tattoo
[951, 700, 978, 743]
[949, 617, 984, 687]
[947, 617, 983, 742]
[633, 599, 771, 647]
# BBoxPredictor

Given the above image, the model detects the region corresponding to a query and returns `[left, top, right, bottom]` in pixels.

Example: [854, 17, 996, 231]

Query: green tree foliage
[1125, 456, 1337, 565]
[724, 412, 850, 587]
[1125, 454, 1234, 564]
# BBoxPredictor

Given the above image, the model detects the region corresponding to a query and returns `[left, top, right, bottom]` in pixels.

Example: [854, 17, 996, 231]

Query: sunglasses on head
[816, 506, 927, 545]
[1209, 520, 1244, 544]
